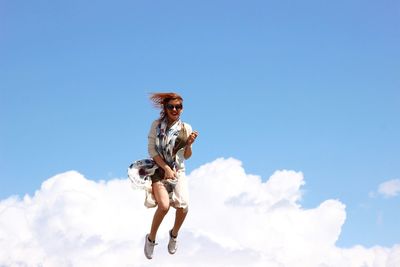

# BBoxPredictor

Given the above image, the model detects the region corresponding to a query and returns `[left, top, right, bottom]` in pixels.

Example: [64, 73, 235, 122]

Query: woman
[144, 92, 199, 259]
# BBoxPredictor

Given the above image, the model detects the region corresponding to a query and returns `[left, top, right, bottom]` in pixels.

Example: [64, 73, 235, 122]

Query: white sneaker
[144, 234, 157, 259]
[168, 230, 178, 254]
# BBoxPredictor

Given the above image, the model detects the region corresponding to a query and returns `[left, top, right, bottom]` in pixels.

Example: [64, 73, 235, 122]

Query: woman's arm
[184, 145, 192, 160]
[184, 131, 198, 159]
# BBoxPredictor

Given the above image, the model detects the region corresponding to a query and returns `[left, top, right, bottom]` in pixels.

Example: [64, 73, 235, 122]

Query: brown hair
[149, 92, 183, 119]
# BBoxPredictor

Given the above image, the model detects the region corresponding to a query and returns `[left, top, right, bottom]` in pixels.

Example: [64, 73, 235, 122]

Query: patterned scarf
[155, 118, 183, 169]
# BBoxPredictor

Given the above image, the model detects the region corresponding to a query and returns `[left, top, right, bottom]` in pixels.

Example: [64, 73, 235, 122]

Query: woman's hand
[186, 131, 199, 146]
[152, 155, 177, 180]
[164, 166, 177, 180]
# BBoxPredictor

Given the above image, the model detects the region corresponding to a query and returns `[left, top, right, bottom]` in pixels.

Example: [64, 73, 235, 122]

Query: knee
[158, 203, 170, 214]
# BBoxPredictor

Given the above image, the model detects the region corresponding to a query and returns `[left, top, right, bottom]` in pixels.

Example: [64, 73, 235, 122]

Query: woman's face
[165, 99, 183, 122]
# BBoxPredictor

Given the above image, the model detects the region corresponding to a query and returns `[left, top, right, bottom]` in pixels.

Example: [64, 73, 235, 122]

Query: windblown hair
[149, 92, 183, 119]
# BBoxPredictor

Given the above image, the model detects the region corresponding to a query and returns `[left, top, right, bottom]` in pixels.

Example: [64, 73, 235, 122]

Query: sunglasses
[165, 104, 183, 111]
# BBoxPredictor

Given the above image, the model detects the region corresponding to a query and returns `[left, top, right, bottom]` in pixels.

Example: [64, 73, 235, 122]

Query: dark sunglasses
[165, 104, 183, 111]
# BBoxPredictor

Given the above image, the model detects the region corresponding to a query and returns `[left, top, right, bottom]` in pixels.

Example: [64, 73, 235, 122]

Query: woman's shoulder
[149, 119, 160, 133]
[151, 119, 160, 127]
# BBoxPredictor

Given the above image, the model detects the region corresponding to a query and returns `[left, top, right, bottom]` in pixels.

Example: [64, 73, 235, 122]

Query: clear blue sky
[1, 0, 399, 248]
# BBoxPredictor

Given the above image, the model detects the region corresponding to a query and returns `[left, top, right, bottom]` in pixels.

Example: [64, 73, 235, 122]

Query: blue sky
[1, 0, 399, 250]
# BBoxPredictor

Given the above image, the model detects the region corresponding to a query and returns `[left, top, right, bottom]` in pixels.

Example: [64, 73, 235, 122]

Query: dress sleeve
[147, 120, 159, 158]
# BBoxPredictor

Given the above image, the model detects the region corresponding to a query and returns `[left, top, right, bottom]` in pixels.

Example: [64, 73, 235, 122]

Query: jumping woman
[144, 92, 199, 259]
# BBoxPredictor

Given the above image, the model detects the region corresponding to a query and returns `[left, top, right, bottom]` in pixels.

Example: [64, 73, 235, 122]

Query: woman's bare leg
[149, 182, 170, 241]
[171, 208, 188, 237]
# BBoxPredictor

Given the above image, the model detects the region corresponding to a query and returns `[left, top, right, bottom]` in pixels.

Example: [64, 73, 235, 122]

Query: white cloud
[378, 179, 400, 198]
[0, 157, 399, 267]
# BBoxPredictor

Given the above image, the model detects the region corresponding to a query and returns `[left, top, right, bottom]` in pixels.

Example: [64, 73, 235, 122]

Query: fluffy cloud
[378, 179, 400, 198]
[0, 158, 399, 267]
